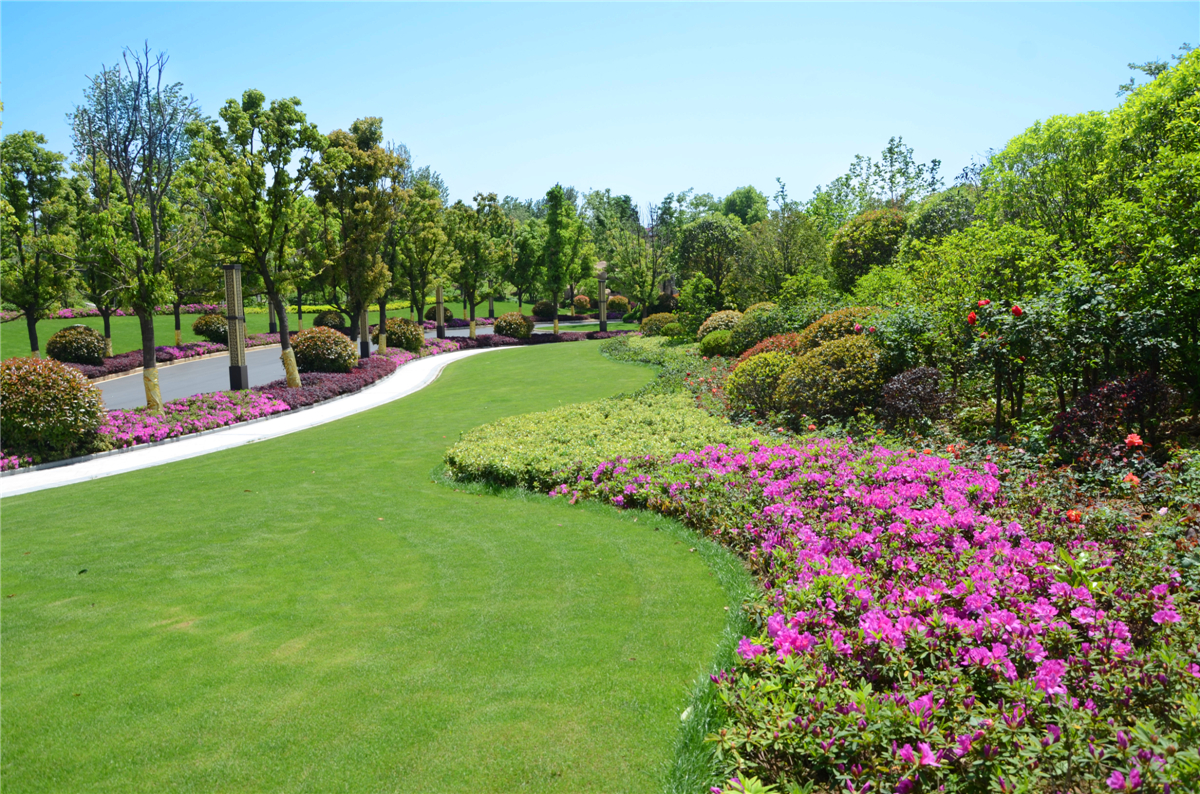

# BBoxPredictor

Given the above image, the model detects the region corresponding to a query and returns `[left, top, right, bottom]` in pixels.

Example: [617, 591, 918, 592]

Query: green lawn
[0, 342, 729, 793]
[0, 310, 402, 362]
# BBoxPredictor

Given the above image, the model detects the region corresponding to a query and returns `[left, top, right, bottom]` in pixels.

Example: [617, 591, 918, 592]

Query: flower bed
[101, 391, 292, 448]
[1, 453, 33, 472]
[537, 440, 1200, 793]
[64, 335, 286, 379]
[250, 349, 411, 409]
[420, 317, 496, 330]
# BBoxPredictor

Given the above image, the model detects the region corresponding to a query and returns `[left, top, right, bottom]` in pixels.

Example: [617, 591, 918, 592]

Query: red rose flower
[978, 299, 991, 307]
[1011, 305, 1023, 317]
[967, 311, 978, 325]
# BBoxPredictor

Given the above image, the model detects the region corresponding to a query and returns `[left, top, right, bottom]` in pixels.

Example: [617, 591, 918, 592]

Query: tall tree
[676, 213, 744, 308]
[447, 192, 511, 337]
[737, 182, 828, 303]
[189, 89, 328, 386]
[0, 131, 75, 357]
[313, 117, 403, 353]
[390, 178, 453, 321]
[505, 218, 544, 308]
[541, 184, 591, 333]
[721, 185, 769, 226]
[69, 45, 200, 409]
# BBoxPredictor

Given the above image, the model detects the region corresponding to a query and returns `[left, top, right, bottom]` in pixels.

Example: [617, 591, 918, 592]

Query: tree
[676, 213, 744, 308]
[447, 192, 511, 337]
[66, 168, 126, 356]
[542, 184, 591, 333]
[390, 178, 454, 321]
[828, 208, 907, 293]
[189, 89, 329, 386]
[737, 183, 827, 304]
[0, 131, 75, 357]
[313, 117, 404, 354]
[69, 45, 200, 409]
[1117, 42, 1195, 95]
[721, 185, 769, 226]
[505, 218, 544, 308]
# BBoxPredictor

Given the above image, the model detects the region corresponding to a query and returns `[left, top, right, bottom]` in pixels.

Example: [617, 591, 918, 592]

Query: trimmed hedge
[726, 351, 792, 417]
[494, 311, 533, 339]
[372, 317, 424, 353]
[696, 310, 743, 342]
[640, 312, 678, 337]
[532, 300, 557, 321]
[292, 326, 359, 373]
[660, 322, 685, 339]
[573, 294, 592, 312]
[424, 305, 455, 322]
[776, 334, 883, 420]
[699, 329, 733, 358]
[606, 295, 630, 315]
[729, 305, 790, 355]
[0, 357, 105, 458]
[733, 333, 803, 370]
[191, 313, 229, 344]
[312, 310, 346, 330]
[45, 324, 107, 366]
[794, 306, 879, 353]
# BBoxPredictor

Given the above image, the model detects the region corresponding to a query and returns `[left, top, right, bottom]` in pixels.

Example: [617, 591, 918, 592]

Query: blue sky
[2, 2, 1195, 209]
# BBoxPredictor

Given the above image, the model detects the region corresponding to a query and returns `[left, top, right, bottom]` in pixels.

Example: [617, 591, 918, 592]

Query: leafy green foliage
[720, 185, 769, 227]
[677, 214, 745, 307]
[640, 312, 678, 337]
[291, 326, 358, 373]
[728, 305, 789, 355]
[699, 330, 733, 358]
[778, 271, 835, 307]
[532, 300, 556, 320]
[677, 274, 721, 335]
[45, 324, 107, 366]
[606, 295, 630, 315]
[0, 356, 104, 458]
[313, 310, 346, 329]
[191, 313, 228, 344]
[828, 208, 906, 292]
[795, 307, 879, 353]
[493, 310, 533, 340]
[726, 352, 792, 417]
[777, 334, 883, 420]
[445, 393, 757, 491]
[733, 333, 803, 371]
[660, 322, 685, 339]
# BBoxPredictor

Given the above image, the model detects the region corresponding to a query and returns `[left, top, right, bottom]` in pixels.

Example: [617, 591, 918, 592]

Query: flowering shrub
[606, 295, 630, 315]
[795, 306, 880, 354]
[101, 391, 291, 447]
[733, 333, 804, 371]
[42, 304, 221, 320]
[445, 393, 758, 491]
[371, 317, 424, 352]
[45, 324, 107, 365]
[312, 310, 346, 329]
[292, 326, 358, 373]
[726, 352, 792, 418]
[191, 312, 228, 344]
[700, 330, 734, 358]
[542, 440, 1200, 794]
[1, 453, 32, 471]
[494, 311, 534, 339]
[573, 294, 592, 312]
[0, 357, 105, 458]
[641, 312, 679, 337]
[698, 310, 744, 342]
[253, 350, 405, 409]
[881, 366, 952, 425]
[1050, 373, 1177, 468]
[776, 334, 883, 420]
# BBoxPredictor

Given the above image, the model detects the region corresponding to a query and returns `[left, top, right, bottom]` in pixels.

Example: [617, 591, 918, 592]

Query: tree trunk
[270, 291, 301, 388]
[469, 297, 477, 340]
[138, 309, 162, 411]
[101, 311, 113, 357]
[348, 304, 360, 342]
[268, 298, 278, 334]
[552, 290, 559, 335]
[174, 301, 183, 346]
[296, 290, 303, 331]
[377, 298, 388, 353]
[359, 309, 370, 360]
[24, 312, 40, 357]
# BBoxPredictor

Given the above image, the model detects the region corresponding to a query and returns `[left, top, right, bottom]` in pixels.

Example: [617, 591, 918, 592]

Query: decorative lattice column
[436, 285, 446, 340]
[598, 271, 608, 333]
[222, 263, 248, 390]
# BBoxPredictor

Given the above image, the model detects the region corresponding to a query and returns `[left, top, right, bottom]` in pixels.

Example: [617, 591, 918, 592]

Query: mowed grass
[0, 342, 729, 793]
[0, 310, 396, 361]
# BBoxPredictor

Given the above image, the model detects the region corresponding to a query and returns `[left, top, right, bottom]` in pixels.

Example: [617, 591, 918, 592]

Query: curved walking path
[1, 347, 510, 499]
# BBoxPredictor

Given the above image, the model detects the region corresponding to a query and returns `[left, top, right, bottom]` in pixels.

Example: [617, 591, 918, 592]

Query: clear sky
[2, 2, 1195, 209]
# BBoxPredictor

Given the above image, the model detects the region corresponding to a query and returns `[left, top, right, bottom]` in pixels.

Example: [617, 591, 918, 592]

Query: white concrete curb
[1, 346, 511, 499]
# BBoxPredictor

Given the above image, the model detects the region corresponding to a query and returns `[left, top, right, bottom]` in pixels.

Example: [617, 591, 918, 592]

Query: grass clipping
[445, 393, 758, 491]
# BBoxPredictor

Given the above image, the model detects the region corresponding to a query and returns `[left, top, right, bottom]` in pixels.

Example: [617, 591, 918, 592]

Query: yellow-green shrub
[776, 334, 883, 420]
[696, 310, 742, 341]
[292, 326, 358, 373]
[640, 312, 678, 336]
[372, 317, 424, 352]
[46, 324, 107, 365]
[699, 329, 732, 357]
[726, 351, 792, 417]
[494, 311, 534, 339]
[191, 313, 228, 344]
[795, 306, 879, 353]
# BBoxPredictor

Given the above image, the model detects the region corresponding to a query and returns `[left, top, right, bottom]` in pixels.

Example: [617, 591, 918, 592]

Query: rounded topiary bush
[372, 317, 424, 352]
[696, 310, 742, 342]
[313, 310, 346, 330]
[733, 333, 803, 370]
[729, 305, 789, 356]
[660, 322, 685, 339]
[743, 301, 777, 315]
[0, 357, 105, 457]
[795, 306, 879, 353]
[424, 305, 455, 322]
[45, 324, 107, 365]
[191, 313, 228, 344]
[606, 295, 630, 315]
[292, 326, 359, 373]
[573, 294, 592, 312]
[532, 300, 557, 321]
[640, 312, 678, 337]
[494, 311, 533, 340]
[699, 329, 732, 358]
[829, 207, 907, 292]
[727, 351, 792, 417]
[776, 334, 883, 420]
